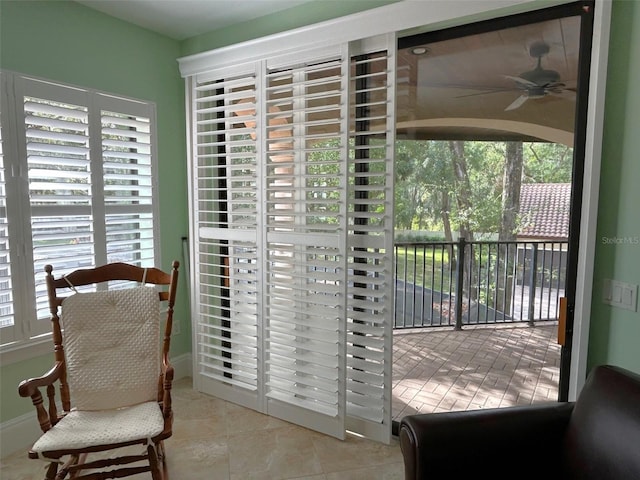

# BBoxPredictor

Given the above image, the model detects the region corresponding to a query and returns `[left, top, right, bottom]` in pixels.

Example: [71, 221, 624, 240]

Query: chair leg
[69, 453, 87, 479]
[158, 441, 169, 480]
[54, 454, 80, 480]
[148, 444, 163, 480]
[45, 462, 58, 480]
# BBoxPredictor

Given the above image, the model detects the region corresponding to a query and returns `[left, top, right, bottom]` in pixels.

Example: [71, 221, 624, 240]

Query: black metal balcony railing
[394, 238, 568, 329]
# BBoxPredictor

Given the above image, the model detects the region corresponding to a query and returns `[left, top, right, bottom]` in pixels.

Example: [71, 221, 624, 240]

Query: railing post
[528, 243, 539, 326]
[455, 237, 465, 331]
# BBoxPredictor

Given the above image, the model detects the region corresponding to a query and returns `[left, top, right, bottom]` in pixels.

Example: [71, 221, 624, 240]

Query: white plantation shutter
[191, 65, 262, 409]
[346, 48, 394, 442]
[0, 72, 158, 347]
[100, 100, 155, 266]
[23, 88, 94, 333]
[263, 50, 348, 437]
[0, 105, 15, 341]
[188, 36, 394, 441]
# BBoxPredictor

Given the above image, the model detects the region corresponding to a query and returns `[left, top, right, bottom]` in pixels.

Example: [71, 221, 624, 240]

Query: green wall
[587, 0, 640, 372]
[0, 0, 189, 423]
[180, 0, 400, 55]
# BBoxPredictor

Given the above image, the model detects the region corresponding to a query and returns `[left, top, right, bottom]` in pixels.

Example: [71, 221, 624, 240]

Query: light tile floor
[1, 377, 404, 480]
[2, 323, 559, 480]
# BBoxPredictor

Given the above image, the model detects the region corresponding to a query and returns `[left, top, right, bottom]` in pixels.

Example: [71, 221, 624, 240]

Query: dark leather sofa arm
[399, 402, 574, 480]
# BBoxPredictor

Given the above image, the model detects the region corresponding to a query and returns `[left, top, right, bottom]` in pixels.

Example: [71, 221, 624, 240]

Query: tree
[394, 141, 432, 230]
[449, 141, 472, 238]
[497, 141, 524, 313]
[415, 141, 456, 236]
[499, 141, 524, 241]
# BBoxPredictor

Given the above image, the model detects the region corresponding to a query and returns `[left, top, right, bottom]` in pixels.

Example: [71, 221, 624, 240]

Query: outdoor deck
[392, 322, 561, 422]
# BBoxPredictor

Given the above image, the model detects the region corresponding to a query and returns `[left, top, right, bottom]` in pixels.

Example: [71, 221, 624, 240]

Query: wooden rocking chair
[18, 261, 179, 480]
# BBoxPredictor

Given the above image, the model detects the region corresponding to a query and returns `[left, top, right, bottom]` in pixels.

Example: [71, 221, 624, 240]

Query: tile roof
[518, 183, 571, 239]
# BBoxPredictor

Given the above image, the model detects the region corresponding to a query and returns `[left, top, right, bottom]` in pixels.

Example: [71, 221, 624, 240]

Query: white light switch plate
[603, 279, 638, 312]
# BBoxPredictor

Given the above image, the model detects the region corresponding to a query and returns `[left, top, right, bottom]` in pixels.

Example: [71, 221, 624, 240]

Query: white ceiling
[76, 0, 315, 40]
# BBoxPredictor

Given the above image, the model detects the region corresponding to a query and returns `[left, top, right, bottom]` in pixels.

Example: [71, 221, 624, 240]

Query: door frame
[395, 0, 598, 403]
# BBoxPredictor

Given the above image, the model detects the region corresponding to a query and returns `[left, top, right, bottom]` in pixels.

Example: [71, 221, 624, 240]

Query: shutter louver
[193, 69, 261, 407]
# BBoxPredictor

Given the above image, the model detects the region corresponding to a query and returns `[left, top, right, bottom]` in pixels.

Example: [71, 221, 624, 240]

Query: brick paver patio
[392, 323, 561, 421]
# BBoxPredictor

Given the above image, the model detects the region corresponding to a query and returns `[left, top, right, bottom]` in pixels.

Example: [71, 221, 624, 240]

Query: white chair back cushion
[62, 286, 160, 411]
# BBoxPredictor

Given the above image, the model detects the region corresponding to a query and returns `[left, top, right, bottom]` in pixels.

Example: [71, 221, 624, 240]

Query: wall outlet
[603, 279, 638, 312]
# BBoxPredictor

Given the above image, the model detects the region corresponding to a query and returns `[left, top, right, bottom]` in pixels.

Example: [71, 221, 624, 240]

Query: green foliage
[394, 140, 455, 230]
[394, 232, 444, 243]
[523, 143, 573, 183]
[394, 140, 573, 235]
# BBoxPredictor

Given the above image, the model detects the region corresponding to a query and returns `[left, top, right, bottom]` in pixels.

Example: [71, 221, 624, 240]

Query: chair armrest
[399, 402, 574, 480]
[18, 361, 64, 398]
[17, 361, 65, 433]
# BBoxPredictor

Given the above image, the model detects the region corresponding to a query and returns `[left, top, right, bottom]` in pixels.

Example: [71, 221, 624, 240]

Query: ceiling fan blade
[455, 88, 519, 99]
[503, 75, 537, 87]
[417, 82, 512, 90]
[548, 89, 577, 101]
[505, 95, 529, 111]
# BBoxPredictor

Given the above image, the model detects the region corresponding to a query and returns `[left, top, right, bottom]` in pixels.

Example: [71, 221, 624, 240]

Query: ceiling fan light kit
[411, 46, 429, 56]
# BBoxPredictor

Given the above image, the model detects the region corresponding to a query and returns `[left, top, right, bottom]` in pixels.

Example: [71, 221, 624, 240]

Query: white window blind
[0, 72, 158, 348]
[188, 37, 394, 442]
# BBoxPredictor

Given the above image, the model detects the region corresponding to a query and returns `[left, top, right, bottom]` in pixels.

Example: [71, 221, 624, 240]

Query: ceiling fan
[502, 41, 576, 111]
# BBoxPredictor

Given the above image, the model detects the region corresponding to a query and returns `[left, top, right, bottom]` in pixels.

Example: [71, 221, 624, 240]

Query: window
[0, 71, 158, 350]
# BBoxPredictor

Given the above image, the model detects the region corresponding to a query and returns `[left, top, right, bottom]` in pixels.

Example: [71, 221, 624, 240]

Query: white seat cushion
[32, 401, 164, 453]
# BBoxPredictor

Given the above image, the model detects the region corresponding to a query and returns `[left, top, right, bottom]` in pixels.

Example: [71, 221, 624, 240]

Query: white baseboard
[0, 353, 193, 459]
[172, 352, 192, 380]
